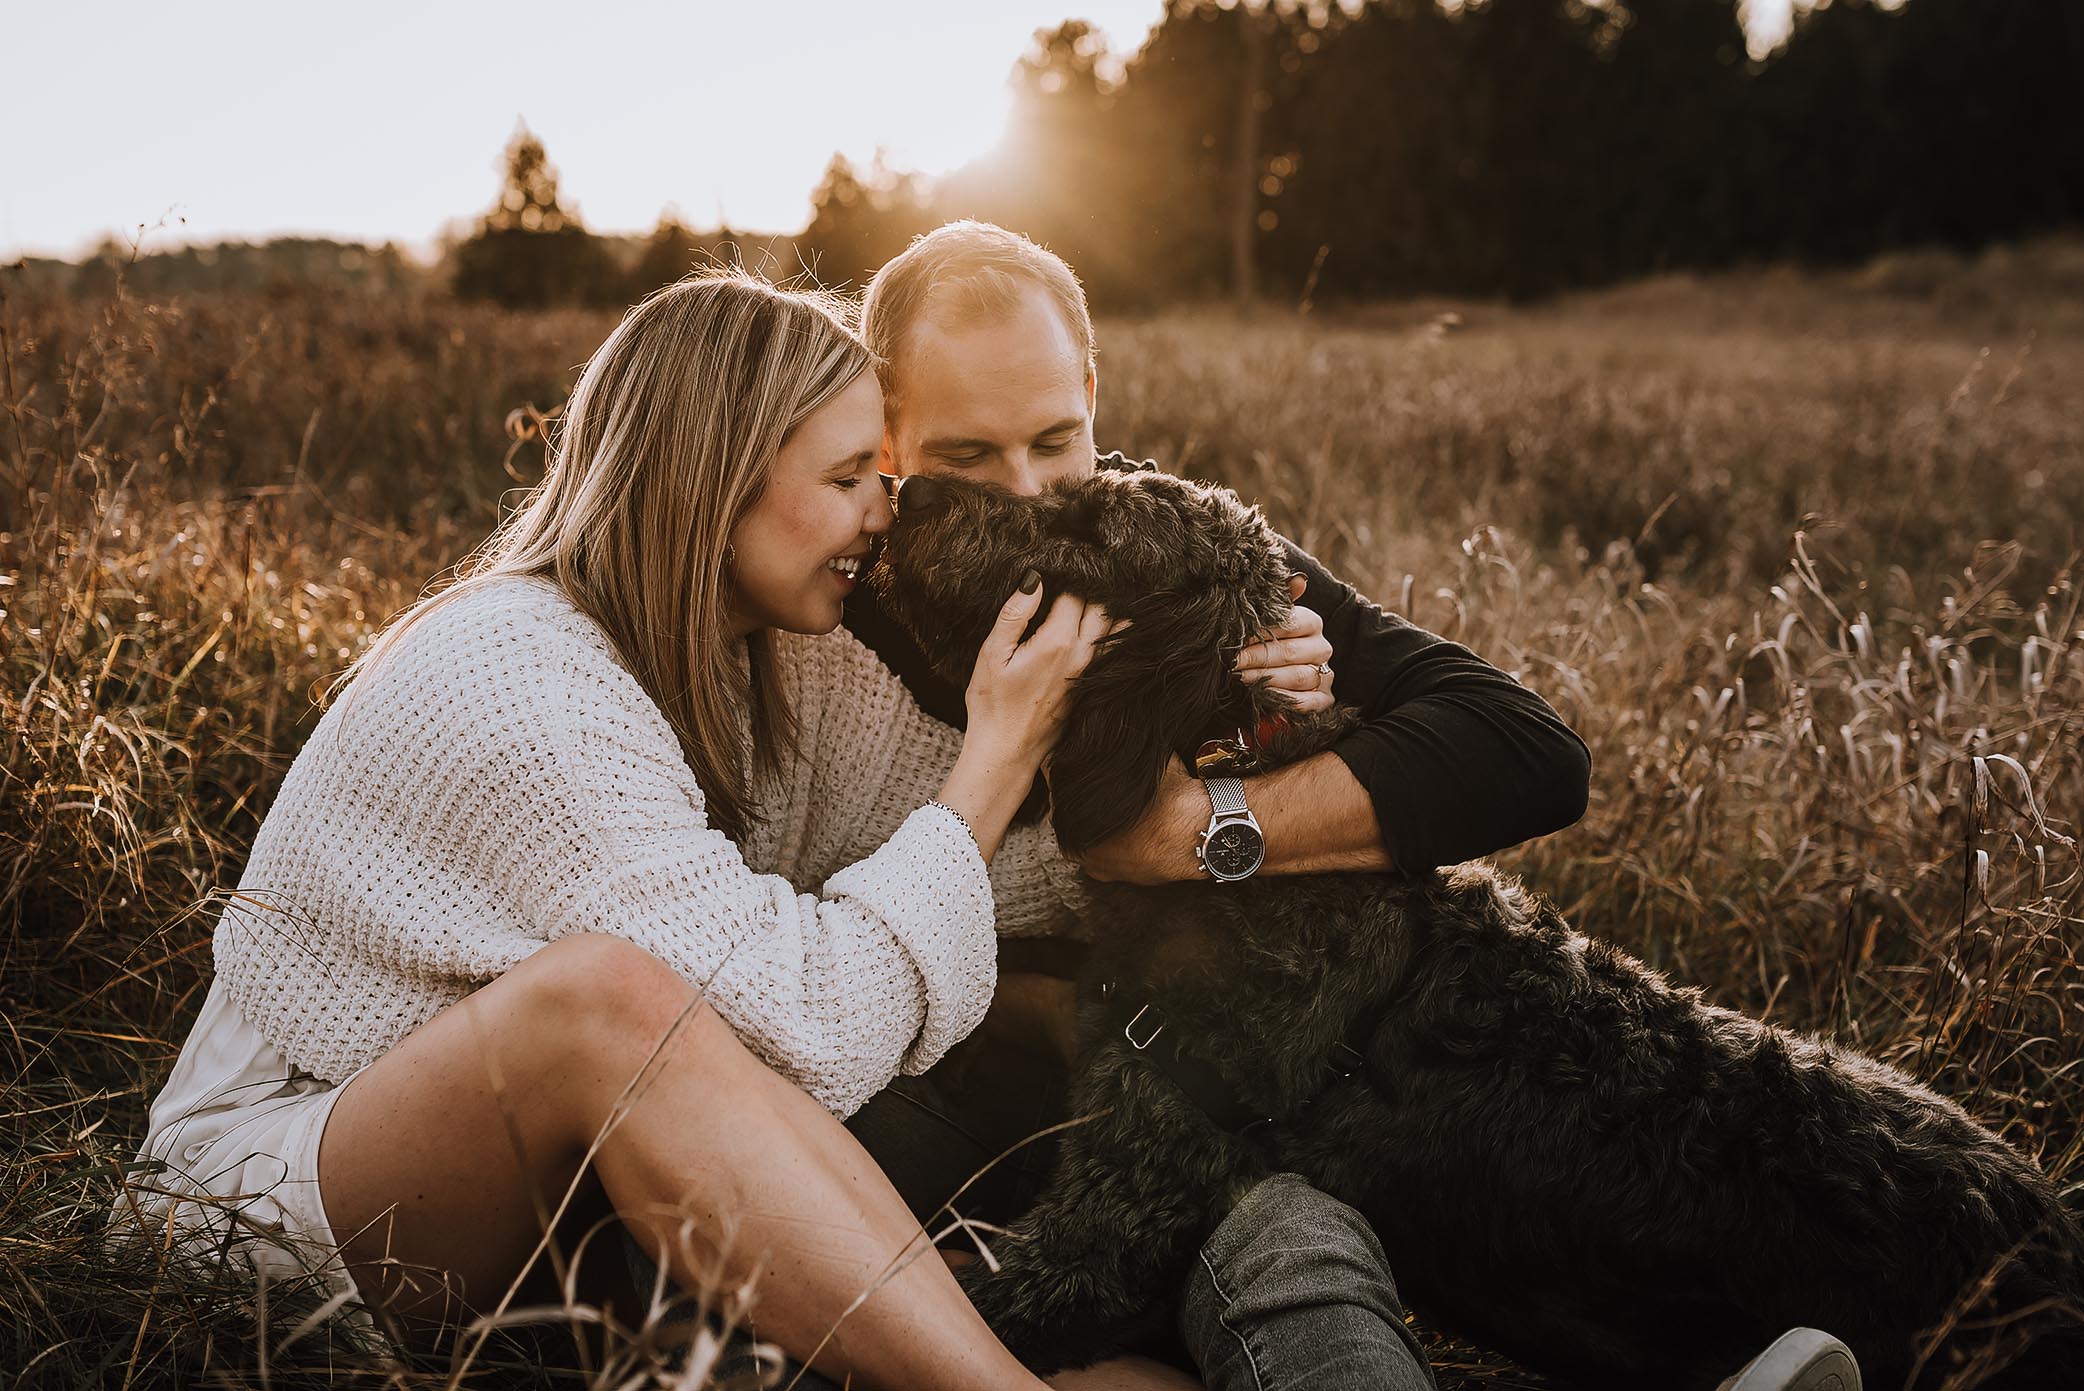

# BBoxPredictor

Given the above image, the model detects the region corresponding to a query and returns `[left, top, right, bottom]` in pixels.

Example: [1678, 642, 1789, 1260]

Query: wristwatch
[1196, 776, 1266, 881]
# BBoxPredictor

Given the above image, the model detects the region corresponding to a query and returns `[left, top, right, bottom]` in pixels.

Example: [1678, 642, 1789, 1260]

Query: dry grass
[4, 238, 2081, 1387]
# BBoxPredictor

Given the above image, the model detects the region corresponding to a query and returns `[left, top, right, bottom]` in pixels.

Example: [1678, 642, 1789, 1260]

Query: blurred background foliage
[10, 0, 2082, 311]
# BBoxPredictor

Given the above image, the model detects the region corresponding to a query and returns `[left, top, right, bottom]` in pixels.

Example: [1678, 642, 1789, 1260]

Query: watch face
[1202, 822, 1266, 880]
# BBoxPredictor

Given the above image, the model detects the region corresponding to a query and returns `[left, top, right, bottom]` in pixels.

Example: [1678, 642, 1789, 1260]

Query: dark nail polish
[1019, 567, 1041, 593]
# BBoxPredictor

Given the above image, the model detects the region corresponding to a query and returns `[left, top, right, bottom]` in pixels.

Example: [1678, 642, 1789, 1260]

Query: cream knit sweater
[211, 574, 1086, 1117]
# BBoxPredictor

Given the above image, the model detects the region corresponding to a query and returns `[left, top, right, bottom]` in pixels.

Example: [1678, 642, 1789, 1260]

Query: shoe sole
[1725, 1329, 1863, 1391]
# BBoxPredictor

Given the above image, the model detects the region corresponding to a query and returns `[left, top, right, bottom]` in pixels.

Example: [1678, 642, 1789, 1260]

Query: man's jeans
[1184, 1172, 1437, 1391]
[846, 1072, 1439, 1391]
[633, 1165, 1438, 1391]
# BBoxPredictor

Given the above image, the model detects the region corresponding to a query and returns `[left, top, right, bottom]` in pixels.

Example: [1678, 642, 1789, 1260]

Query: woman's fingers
[976, 571, 1116, 714]
[1025, 591, 1088, 654]
[962, 580, 1117, 777]
[1017, 595, 1111, 688]
[978, 569, 1046, 667]
[1073, 597, 1114, 655]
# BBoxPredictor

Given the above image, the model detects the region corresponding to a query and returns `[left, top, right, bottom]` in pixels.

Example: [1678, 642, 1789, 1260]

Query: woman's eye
[835, 477, 861, 489]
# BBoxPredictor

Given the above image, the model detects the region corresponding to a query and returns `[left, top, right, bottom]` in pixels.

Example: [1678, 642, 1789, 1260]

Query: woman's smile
[727, 372, 890, 636]
[826, 549, 869, 587]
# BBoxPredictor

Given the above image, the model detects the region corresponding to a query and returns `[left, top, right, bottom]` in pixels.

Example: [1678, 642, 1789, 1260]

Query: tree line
[18, 0, 2077, 309]
[797, 0, 2082, 306]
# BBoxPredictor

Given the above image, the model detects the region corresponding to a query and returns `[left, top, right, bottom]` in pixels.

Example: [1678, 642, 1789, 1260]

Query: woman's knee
[509, 933, 737, 1071]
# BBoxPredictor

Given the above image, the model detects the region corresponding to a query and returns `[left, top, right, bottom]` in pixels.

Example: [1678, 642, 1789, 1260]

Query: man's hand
[1235, 574, 1334, 713]
[1075, 754, 1207, 885]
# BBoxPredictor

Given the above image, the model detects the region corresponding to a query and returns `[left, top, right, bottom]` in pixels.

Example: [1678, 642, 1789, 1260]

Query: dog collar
[1192, 713, 1293, 777]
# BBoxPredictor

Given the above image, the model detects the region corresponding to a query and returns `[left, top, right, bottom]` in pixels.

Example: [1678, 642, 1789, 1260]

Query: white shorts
[112, 1078, 375, 1334]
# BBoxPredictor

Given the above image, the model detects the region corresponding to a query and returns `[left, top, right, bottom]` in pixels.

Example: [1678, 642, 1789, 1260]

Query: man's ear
[1086, 364, 1099, 418]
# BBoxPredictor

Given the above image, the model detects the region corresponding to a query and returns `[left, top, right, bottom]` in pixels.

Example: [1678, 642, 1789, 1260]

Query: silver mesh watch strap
[1206, 777, 1251, 817]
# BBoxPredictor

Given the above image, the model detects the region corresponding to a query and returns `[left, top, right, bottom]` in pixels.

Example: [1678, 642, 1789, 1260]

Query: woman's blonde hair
[340, 271, 873, 841]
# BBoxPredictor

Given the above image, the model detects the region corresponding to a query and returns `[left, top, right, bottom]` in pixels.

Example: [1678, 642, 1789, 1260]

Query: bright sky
[1744, 0, 1798, 52]
[2, 0, 1168, 260]
[6, 0, 1806, 262]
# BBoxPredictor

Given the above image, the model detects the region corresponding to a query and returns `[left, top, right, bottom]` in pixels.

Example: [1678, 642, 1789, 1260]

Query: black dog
[874, 469, 2084, 1390]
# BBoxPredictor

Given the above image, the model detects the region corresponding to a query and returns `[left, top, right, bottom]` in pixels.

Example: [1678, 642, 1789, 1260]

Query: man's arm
[1282, 536, 1590, 867]
[1082, 536, 1591, 883]
[1078, 747, 1394, 881]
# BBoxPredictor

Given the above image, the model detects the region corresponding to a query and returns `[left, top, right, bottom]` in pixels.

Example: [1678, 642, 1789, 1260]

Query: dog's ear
[1051, 489, 1108, 545]
[1045, 602, 1237, 857]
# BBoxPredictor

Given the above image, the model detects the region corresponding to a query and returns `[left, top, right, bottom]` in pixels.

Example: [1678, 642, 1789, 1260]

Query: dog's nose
[896, 474, 945, 520]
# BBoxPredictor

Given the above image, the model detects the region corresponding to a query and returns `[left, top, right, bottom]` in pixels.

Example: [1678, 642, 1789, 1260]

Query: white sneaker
[1716, 1328, 1862, 1391]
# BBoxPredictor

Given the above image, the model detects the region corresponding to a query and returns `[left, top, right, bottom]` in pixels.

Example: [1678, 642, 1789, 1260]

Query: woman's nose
[862, 476, 895, 533]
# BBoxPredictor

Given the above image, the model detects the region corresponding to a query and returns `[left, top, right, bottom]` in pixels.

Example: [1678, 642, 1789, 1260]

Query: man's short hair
[860, 221, 1097, 407]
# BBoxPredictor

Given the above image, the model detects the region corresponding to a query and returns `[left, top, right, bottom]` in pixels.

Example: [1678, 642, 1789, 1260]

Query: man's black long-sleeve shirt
[843, 455, 1591, 872]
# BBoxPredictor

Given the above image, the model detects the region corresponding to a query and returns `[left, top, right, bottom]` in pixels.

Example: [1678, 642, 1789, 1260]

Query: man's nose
[896, 474, 945, 519]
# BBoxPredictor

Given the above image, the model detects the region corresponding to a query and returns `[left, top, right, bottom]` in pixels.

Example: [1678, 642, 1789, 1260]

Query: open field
[4, 240, 2082, 1387]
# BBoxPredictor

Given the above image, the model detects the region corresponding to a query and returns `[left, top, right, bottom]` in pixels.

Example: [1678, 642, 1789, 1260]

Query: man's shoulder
[1095, 448, 1372, 607]
[1096, 449, 1158, 475]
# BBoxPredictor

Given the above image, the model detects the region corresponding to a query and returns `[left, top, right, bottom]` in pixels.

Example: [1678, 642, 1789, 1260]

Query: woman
[116, 272, 1148, 1389]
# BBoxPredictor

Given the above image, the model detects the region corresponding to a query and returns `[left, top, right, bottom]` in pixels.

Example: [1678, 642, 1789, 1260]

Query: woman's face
[727, 371, 891, 637]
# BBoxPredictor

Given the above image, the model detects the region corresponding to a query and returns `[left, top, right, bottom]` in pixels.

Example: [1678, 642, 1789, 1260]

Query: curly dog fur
[872, 468, 2084, 1390]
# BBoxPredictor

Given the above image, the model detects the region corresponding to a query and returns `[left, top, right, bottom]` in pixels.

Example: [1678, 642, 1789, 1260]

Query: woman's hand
[1235, 574, 1334, 713]
[935, 570, 1115, 861]
[963, 570, 1115, 769]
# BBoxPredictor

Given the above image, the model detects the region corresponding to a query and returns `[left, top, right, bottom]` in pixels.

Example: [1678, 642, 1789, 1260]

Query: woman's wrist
[960, 711, 1050, 773]
[935, 735, 1044, 863]
[924, 799, 976, 845]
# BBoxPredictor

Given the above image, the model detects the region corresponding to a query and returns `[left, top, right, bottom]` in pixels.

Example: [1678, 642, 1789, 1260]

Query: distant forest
[15, 0, 2081, 308]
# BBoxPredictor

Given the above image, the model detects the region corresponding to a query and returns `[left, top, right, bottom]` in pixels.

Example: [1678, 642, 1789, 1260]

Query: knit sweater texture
[211, 574, 1086, 1117]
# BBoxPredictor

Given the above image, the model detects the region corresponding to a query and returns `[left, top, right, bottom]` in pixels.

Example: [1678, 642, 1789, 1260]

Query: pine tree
[628, 213, 701, 296]
[451, 125, 620, 307]
[796, 152, 935, 290]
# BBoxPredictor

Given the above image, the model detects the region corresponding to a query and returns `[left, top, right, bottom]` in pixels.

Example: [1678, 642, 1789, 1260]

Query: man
[849, 223, 1589, 888]
[838, 221, 1854, 1391]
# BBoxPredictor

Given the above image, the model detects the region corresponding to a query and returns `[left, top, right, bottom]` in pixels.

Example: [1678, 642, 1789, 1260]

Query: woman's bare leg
[318, 933, 1045, 1391]
[1050, 1359, 1202, 1389]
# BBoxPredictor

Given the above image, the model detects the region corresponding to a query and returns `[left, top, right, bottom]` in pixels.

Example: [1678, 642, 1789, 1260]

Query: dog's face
[872, 469, 1298, 854]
